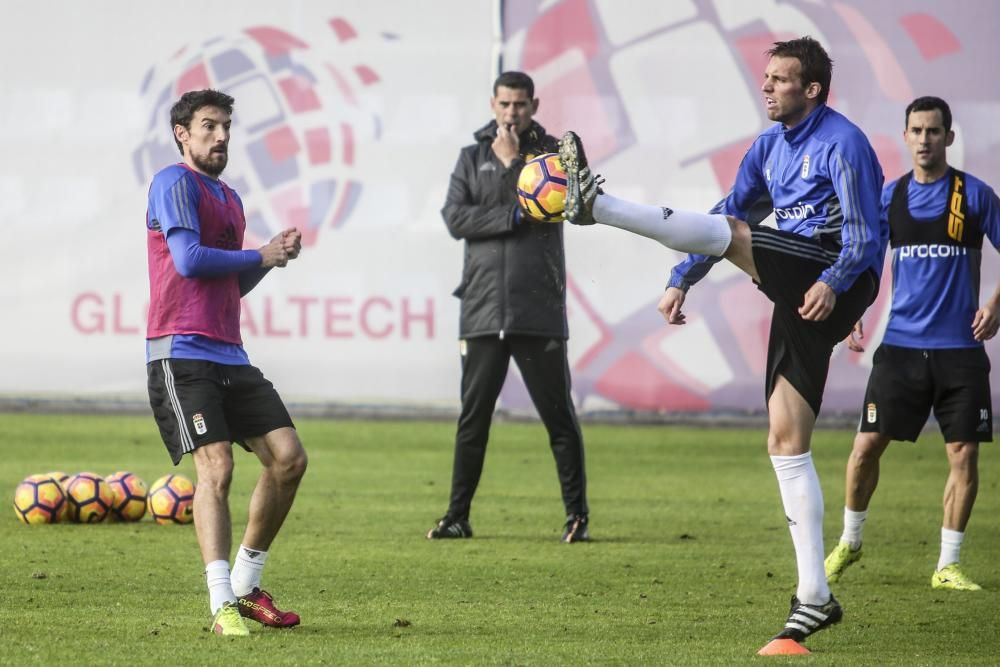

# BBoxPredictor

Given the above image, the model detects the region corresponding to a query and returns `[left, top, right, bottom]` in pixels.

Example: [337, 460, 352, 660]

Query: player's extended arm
[656, 286, 687, 325]
[973, 188, 1000, 341]
[166, 228, 262, 278]
[798, 281, 836, 321]
[167, 227, 290, 277]
[803, 143, 884, 321]
[817, 146, 884, 295]
[971, 288, 1000, 341]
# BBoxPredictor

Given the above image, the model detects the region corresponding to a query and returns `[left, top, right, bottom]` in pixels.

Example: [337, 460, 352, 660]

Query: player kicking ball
[558, 36, 887, 654]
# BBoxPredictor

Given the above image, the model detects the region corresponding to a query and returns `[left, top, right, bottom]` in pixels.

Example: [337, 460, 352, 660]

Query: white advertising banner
[2, 1, 494, 408]
[2, 1, 1000, 415]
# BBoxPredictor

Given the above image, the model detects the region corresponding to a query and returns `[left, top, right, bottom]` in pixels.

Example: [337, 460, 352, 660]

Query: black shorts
[752, 226, 878, 416]
[147, 359, 294, 465]
[859, 344, 993, 442]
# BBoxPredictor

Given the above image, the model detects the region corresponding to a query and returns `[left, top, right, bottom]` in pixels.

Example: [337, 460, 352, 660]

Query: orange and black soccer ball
[106, 471, 148, 522]
[517, 153, 567, 222]
[147, 474, 195, 525]
[65, 472, 114, 523]
[13, 474, 67, 525]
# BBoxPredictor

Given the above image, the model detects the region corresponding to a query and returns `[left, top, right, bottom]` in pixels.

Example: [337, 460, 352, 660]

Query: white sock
[840, 508, 868, 550]
[937, 528, 964, 571]
[771, 452, 830, 606]
[592, 194, 732, 256]
[205, 560, 236, 615]
[230, 545, 269, 597]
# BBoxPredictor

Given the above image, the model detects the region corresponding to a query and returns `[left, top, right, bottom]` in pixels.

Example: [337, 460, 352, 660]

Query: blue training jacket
[668, 104, 886, 295]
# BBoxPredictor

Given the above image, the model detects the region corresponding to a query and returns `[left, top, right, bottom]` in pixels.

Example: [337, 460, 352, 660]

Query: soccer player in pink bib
[145, 89, 305, 636]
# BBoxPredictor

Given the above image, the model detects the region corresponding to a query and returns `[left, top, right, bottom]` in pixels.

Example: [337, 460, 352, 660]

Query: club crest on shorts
[801, 154, 811, 179]
[866, 402, 877, 424]
[192, 413, 208, 435]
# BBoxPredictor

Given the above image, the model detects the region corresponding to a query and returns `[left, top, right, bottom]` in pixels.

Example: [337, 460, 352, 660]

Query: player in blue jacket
[556, 37, 885, 649]
[825, 96, 1000, 592]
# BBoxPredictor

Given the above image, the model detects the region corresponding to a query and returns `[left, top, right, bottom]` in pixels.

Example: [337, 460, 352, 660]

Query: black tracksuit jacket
[441, 119, 568, 340]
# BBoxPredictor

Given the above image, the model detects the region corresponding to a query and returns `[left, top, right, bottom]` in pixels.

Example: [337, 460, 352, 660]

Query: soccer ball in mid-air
[12, 474, 67, 525]
[517, 153, 567, 222]
[65, 472, 114, 523]
[106, 471, 148, 522]
[147, 474, 195, 525]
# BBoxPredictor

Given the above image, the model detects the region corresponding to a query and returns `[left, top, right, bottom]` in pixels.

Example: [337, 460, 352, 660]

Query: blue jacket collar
[783, 104, 828, 145]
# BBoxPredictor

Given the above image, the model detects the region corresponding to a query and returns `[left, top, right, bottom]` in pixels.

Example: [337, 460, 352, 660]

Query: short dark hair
[169, 89, 235, 155]
[905, 96, 952, 132]
[493, 71, 534, 98]
[768, 36, 833, 105]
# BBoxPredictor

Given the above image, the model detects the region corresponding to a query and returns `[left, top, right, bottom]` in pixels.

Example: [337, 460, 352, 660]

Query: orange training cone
[757, 638, 811, 656]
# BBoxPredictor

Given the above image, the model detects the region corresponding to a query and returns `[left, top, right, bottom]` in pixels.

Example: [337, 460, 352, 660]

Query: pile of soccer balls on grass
[12, 471, 195, 525]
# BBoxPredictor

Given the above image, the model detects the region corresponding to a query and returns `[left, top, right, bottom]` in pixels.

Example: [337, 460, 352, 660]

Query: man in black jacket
[427, 71, 589, 543]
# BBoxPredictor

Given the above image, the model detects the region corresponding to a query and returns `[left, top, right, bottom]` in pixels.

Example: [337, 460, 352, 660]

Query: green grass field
[1, 413, 997, 665]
